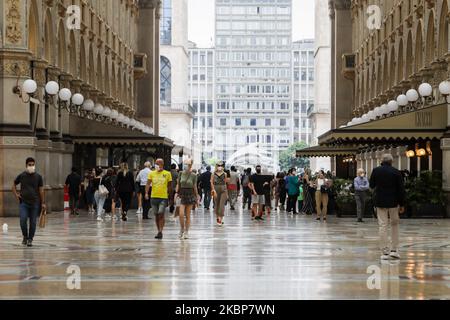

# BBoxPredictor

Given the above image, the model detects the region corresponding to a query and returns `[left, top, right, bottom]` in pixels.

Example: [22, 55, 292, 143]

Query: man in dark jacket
[200, 166, 212, 210]
[370, 154, 406, 260]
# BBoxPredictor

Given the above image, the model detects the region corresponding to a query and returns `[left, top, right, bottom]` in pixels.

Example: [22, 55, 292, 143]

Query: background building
[214, 0, 293, 172]
[307, 0, 332, 172]
[291, 39, 314, 146]
[159, 0, 198, 165]
[0, 0, 172, 216]
[188, 42, 215, 165]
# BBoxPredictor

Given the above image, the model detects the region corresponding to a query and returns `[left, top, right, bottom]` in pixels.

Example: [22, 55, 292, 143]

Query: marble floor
[0, 203, 449, 300]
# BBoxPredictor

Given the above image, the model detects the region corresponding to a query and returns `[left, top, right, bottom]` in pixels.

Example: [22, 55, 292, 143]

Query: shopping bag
[39, 207, 47, 228]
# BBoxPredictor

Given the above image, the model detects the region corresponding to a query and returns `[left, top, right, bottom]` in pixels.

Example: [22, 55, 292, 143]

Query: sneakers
[155, 232, 163, 239]
[104, 214, 112, 219]
[26, 239, 33, 247]
[316, 217, 321, 221]
[389, 250, 401, 259]
[96, 216, 103, 222]
[255, 216, 264, 221]
[22, 237, 27, 246]
[121, 213, 128, 221]
[136, 207, 143, 214]
[178, 231, 184, 240]
[183, 231, 189, 239]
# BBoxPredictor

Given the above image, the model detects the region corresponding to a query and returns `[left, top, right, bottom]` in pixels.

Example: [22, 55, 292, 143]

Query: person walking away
[169, 164, 179, 215]
[136, 162, 152, 219]
[286, 169, 300, 214]
[227, 166, 240, 211]
[211, 161, 228, 225]
[102, 169, 114, 219]
[354, 168, 370, 222]
[248, 165, 266, 221]
[241, 168, 252, 210]
[200, 166, 213, 210]
[65, 167, 81, 216]
[300, 169, 314, 215]
[313, 170, 329, 221]
[93, 167, 107, 221]
[116, 162, 135, 221]
[175, 159, 199, 239]
[12, 157, 46, 247]
[197, 170, 203, 205]
[145, 158, 172, 239]
[369, 154, 406, 260]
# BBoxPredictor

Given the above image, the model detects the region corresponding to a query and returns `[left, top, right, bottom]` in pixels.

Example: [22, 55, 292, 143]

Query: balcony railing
[161, 103, 195, 115]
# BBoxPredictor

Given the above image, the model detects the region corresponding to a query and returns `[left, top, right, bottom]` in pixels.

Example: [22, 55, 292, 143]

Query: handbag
[98, 177, 109, 196]
[320, 185, 328, 194]
[39, 207, 47, 228]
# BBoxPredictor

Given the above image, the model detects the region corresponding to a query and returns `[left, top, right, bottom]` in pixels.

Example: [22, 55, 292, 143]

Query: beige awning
[318, 103, 448, 146]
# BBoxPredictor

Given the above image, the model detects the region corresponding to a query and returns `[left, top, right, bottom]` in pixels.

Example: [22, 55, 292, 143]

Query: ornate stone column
[154, 0, 161, 136]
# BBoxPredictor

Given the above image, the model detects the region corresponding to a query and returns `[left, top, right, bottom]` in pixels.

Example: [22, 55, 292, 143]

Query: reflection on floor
[0, 205, 449, 300]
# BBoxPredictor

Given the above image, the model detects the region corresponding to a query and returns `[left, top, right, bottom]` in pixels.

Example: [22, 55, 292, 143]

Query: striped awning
[296, 146, 358, 158]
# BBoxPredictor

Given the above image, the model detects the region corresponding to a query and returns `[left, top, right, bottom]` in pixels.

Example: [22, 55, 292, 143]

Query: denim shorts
[151, 198, 168, 215]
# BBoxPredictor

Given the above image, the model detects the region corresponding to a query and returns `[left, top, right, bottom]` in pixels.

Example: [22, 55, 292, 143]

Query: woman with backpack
[115, 162, 135, 221]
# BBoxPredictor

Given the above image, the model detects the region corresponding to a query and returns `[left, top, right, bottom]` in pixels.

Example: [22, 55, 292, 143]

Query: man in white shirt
[136, 161, 152, 219]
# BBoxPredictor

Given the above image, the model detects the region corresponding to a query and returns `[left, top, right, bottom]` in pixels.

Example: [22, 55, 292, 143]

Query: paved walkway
[0, 205, 449, 299]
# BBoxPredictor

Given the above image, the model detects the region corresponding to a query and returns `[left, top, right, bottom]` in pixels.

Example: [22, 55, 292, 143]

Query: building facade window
[160, 56, 171, 105]
[160, 0, 172, 45]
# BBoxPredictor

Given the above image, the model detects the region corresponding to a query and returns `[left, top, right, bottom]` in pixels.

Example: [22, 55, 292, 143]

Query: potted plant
[405, 171, 446, 218]
[333, 179, 357, 217]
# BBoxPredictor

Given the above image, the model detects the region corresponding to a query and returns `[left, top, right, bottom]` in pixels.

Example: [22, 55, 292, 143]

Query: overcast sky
[188, 0, 315, 47]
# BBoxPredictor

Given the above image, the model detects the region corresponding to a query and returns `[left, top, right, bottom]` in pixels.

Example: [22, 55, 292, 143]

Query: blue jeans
[203, 188, 212, 208]
[94, 191, 107, 217]
[19, 202, 40, 240]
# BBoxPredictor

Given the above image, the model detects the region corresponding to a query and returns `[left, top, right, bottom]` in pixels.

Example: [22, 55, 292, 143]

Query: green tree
[205, 157, 220, 166]
[279, 141, 310, 172]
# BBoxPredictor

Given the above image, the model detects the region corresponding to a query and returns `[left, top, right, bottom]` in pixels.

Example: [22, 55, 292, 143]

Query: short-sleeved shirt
[148, 170, 172, 199]
[14, 172, 43, 205]
[249, 174, 269, 195]
[65, 172, 81, 195]
[178, 171, 197, 189]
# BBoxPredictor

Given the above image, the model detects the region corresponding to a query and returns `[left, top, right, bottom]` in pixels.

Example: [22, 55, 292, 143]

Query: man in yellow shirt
[145, 158, 172, 239]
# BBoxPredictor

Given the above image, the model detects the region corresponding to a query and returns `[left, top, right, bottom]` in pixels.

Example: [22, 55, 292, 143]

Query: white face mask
[217, 167, 223, 172]
[154, 165, 161, 171]
[26, 166, 36, 174]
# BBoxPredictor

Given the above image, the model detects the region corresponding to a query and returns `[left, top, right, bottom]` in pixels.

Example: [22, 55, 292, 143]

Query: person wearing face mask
[354, 168, 370, 222]
[12, 157, 46, 247]
[210, 161, 228, 226]
[145, 158, 172, 239]
[175, 159, 199, 239]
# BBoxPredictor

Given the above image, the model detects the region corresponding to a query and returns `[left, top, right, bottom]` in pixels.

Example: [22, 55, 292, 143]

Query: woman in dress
[300, 169, 314, 215]
[211, 161, 228, 226]
[175, 159, 199, 239]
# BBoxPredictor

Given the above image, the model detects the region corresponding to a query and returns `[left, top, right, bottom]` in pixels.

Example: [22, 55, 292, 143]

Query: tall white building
[214, 0, 293, 172]
[308, 0, 332, 172]
[188, 42, 216, 165]
[292, 39, 314, 146]
[159, 0, 198, 165]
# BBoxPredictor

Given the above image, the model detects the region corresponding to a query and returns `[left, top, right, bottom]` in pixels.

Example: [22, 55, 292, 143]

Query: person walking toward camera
[211, 161, 228, 225]
[313, 170, 329, 221]
[175, 159, 199, 239]
[65, 167, 81, 216]
[145, 158, 172, 239]
[12, 157, 46, 247]
[136, 162, 152, 219]
[370, 154, 406, 260]
[354, 168, 369, 223]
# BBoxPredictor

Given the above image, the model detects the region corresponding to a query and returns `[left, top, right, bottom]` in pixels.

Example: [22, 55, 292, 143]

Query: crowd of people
[12, 154, 406, 260]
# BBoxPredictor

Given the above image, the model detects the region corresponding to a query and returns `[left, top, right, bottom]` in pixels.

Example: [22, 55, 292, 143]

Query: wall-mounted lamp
[406, 150, 415, 158]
